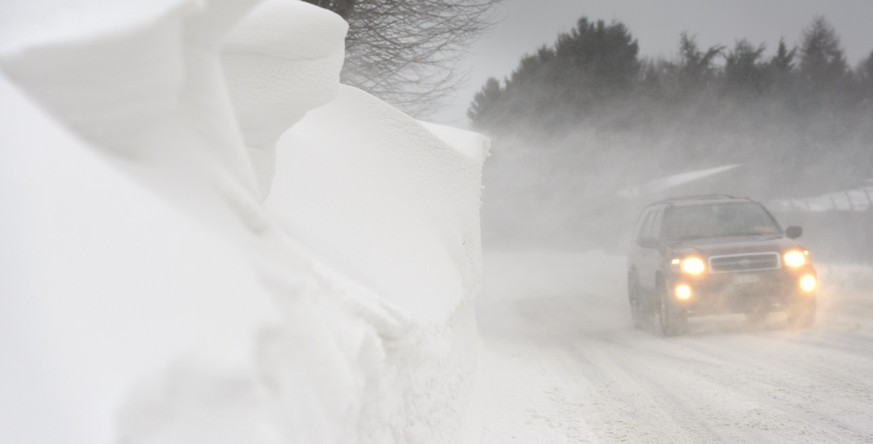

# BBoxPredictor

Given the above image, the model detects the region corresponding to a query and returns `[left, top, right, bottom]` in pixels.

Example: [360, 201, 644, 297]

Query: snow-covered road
[477, 249, 873, 443]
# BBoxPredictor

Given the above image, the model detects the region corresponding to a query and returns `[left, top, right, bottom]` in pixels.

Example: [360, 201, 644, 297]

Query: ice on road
[477, 250, 873, 443]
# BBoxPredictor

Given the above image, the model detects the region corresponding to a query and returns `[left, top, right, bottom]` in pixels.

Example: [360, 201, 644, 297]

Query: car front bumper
[667, 267, 817, 316]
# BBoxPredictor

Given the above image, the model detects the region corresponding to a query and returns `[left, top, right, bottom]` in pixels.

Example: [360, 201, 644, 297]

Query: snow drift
[267, 85, 489, 441]
[0, 0, 487, 442]
[268, 86, 488, 325]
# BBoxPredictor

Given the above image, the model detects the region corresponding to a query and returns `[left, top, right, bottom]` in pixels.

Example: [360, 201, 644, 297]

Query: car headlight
[680, 257, 706, 275]
[674, 284, 693, 300]
[799, 274, 817, 293]
[783, 250, 807, 268]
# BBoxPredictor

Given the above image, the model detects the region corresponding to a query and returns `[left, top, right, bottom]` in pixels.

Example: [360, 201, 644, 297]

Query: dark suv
[627, 195, 817, 335]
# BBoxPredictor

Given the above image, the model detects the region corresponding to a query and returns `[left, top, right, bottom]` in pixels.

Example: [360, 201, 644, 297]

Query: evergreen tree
[468, 17, 639, 131]
[766, 38, 797, 95]
[553, 18, 640, 102]
[468, 78, 506, 129]
[467, 13, 869, 183]
[676, 33, 723, 89]
[857, 50, 873, 98]
[723, 40, 768, 94]
[798, 17, 848, 90]
[769, 39, 797, 74]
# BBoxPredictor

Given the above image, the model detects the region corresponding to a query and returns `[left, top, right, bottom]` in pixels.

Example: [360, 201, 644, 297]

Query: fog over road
[477, 250, 873, 443]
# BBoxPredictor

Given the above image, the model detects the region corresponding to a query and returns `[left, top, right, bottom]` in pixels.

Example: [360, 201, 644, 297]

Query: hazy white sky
[438, 0, 873, 125]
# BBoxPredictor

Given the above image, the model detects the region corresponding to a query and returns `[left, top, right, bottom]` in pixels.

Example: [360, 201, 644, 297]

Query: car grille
[709, 252, 780, 273]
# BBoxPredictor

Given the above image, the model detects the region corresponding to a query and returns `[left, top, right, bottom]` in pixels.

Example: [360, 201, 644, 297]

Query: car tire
[658, 281, 687, 336]
[628, 274, 646, 330]
[787, 299, 816, 329]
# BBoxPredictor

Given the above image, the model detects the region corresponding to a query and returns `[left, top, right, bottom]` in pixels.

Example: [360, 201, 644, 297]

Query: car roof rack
[649, 194, 746, 206]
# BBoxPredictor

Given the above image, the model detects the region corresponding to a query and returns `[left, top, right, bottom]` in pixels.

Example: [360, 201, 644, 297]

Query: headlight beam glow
[675, 284, 693, 301]
[680, 257, 706, 275]
[800, 274, 817, 293]
[784, 250, 807, 268]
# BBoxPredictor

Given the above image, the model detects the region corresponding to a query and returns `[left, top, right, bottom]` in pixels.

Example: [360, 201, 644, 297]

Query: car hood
[669, 235, 804, 257]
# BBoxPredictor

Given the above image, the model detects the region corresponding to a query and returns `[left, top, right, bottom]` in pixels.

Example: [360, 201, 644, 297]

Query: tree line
[468, 17, 873, 183]
[469, 16, 873, 131]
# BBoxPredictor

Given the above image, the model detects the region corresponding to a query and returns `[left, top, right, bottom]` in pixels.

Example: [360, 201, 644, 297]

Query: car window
[650, 208, 663, 240]
[661, 202, 780, 241]
[636, 208, 657, 244]
[634, 210, 651, 243]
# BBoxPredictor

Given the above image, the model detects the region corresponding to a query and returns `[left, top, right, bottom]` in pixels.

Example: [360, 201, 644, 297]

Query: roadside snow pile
[269, 87, 487, 324]
[268, 85, 489, 440]
[0, 1, 487, 443]
[0, 70, 278, 444]
[222, 0, 347, 198]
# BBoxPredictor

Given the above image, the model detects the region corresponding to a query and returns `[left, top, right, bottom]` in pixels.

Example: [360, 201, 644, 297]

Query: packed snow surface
[478, 249, 873, 443]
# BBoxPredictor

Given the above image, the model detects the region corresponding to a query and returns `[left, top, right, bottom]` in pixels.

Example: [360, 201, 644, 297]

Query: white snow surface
[1, 1, 486, 443]
[0, 70, 276, 444]
[0, 0, 187, 56]
[478, 249, 873, 443]
[222, 0, 348, 197]
[266, 84, 488, 441]
[268, 85, 488, 325]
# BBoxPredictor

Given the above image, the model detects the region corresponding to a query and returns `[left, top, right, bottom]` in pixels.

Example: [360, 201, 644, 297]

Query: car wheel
[787, 299, 816, 329]
[627, 274, 646, 330]
[658, 281, 686, 337]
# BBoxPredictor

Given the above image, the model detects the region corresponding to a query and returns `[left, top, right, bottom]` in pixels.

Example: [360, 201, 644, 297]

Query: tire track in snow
[674, 333, 873, 442]
[478, 250, 873, 443]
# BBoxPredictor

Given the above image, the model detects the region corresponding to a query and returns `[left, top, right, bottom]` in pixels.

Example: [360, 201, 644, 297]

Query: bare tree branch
[304, 0, 502, 117]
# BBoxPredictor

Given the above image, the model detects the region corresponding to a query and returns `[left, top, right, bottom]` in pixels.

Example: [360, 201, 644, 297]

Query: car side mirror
[785, 226, 803, 239]
[638, 236, 659, 249]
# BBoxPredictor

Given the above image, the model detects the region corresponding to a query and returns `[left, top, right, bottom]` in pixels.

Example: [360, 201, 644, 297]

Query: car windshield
[661, 202, 780, 241]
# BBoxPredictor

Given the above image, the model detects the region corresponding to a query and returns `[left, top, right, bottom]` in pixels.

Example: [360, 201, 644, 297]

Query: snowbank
[223, 0, 347, 198]
[0, 70, 275, 444]
[267, 85, 488, 440]
[268, 86, 488, 325]
[1, 0, 487, 442]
